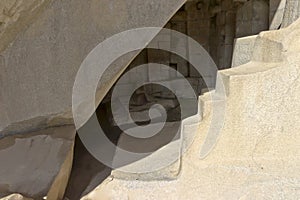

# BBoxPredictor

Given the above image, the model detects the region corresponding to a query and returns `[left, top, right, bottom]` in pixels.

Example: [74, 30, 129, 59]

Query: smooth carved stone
[269, 0, 287, 29]
[232, 35, 257, 67]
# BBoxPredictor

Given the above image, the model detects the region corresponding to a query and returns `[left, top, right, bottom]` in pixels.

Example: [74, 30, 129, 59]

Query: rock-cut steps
[81, 18, 300, 200]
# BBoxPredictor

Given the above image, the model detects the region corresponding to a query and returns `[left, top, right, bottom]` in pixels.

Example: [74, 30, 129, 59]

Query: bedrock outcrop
[81, 16, 300, 200]
[0, 0, 186, 198]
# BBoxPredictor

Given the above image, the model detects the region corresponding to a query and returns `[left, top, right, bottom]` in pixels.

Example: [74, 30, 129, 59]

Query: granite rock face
[269, 0, 286, 29]
[0, 194, 32, 200]
[0, 126, 75, 199]
[0, 0, 53, 52]
[0, 0, 186, 134]
[0, 0, 187, 198]
[1, 0, 300, 199]
[231, 35, 257, 67]
[282, 0, 300, 27]
[82, 18, 300, 200]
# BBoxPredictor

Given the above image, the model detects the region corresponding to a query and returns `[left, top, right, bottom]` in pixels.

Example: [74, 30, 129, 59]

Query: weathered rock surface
[0, 125, 75, 199]
[0, 0, 186, 135]
[282, 0, 300, 27]
[81, 18, 300, 200]
[269, 0, 286, 29]
[232, 35, 257, 67]
[0, 0, 53, 53]
[0, 194, 32, 200]
[0, 1, 187, 199]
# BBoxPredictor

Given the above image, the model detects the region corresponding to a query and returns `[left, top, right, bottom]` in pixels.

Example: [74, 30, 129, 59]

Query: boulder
[231, 35, 257, 67]
[0, 126, 75, 199]
[0, 194, 32, 200]
[0, 0, 186, 135]
[0, 0, 186, 198]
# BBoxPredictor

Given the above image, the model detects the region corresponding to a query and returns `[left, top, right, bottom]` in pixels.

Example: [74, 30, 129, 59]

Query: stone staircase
[81, 17, 300, 200]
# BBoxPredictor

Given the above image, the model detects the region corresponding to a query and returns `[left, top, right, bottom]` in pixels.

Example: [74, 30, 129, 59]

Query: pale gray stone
[0, 0, 54, 53]
[269, 0, 286, 29]
[0, 0, 186, 134]
[232, 35, 257, 67]
[0, 194, 32, 200]
[0, 125, 75, 199]
[282, 0, 300, 27]
[82, 14, 300, 200]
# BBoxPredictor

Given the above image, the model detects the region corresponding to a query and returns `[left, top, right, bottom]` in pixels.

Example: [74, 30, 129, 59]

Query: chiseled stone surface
[0, 0, 186, 135]
[81, 18, 300, 200]
[0, 125, 75, 199]
[231, 35, 257, 67]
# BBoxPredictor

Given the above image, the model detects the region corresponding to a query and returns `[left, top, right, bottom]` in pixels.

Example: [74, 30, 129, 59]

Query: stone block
[0, 194, 32, 200]
[0, 126, 75, 199]
[0, 0, 186, 135]
[232, 35, 257, 67]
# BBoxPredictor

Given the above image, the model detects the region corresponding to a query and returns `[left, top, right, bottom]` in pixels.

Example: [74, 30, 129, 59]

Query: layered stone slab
[0, 125, 75, 199]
